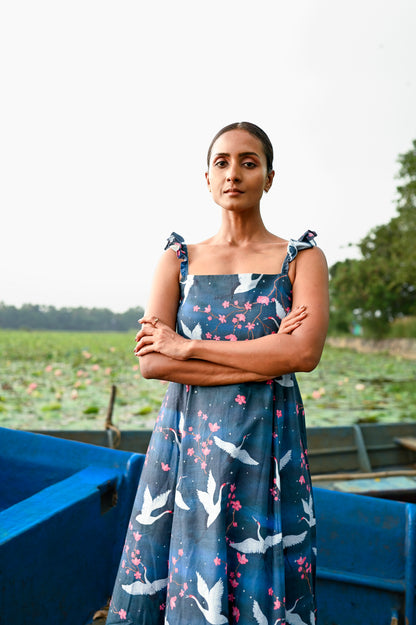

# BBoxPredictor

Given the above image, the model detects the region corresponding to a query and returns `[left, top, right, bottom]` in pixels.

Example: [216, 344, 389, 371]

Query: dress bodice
[164, 231, 317, 342]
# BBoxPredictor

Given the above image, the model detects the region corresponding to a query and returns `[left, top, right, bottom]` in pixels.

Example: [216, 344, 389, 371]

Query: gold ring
[153, 317, 159, 327]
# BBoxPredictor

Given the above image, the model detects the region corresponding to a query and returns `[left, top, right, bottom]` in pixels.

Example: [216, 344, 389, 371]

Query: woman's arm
[137, 247, 329, 378]
[139, 353, 271, 385]
[136, 247, 284, 384]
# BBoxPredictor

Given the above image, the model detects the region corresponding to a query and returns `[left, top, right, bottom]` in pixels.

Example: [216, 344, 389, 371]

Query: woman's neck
[212, 211, 275, 246]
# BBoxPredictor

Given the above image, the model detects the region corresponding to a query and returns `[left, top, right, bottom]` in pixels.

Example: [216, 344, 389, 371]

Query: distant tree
[329, 140, 416, 337]
[0, 302, 144, 331]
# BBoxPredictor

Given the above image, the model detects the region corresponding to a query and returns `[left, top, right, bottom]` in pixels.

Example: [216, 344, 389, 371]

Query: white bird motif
[188, 572, 227, 625]
[181, 320, 202, 340]
[122, 568, 168, 596]
[253, 600, 280, 625]
[275, 374, 294, 387]
[181, 275, 194, 304]
[175, 488, 190, 511]
[301, 494, 316, 528]
[136, 486, 172, 525]
[275, 299, 287, 320]
[197, 470, 227, 528]
[213, 435, 259, 465]
[169, 411, 185, 447]
[273, 450, 292, 491]
[175, 476, 190, 511]
[230, 517, 307, 553]
[230, 517, 282, 554]
[234, 273, 263, 294]
[285, 599, 312, 625]
[283, 530, 308, 548]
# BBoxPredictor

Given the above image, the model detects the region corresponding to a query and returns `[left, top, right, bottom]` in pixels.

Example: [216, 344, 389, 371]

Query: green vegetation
[0, 330, 164, 431]
[329, 139, 416, 338]
[0, 329, 415, 431]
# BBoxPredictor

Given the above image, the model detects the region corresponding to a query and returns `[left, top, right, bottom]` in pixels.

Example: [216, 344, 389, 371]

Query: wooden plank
[395, 436, 416, 452]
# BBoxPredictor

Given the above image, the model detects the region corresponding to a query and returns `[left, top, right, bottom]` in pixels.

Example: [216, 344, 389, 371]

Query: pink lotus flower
[219, 314, 226, 323]
[257, 295, 270, 305]
[237, 552, 248, 564]
[225, 334, 237, 341]
[222, 300, 230, 308]
[161, 462, 170, 471]
[214, 557, 221, 566]
[235, 395, 246, 405]
[233, 607, 240, 622]
[118, 609, 127, 619]
[170, 596, 177, 609]
[209, 422, 220, 432]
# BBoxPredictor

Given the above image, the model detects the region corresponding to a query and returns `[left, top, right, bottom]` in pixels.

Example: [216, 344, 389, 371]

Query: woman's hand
[277, 306, 307, 334]
[134, 315, 191, 360]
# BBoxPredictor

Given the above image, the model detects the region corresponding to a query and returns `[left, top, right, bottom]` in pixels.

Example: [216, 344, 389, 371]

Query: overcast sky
[1, 1, 415, 312]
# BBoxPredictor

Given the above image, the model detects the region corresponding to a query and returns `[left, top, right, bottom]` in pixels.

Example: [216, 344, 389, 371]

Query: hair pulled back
[207, 122, 274, 174]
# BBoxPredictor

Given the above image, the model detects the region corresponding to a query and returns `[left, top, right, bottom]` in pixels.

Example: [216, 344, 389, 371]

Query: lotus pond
[0, 329, 415, 431]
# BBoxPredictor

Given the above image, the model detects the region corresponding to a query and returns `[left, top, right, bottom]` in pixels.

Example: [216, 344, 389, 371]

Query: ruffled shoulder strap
[281, 229, 317, 274]
[164, 232, 188, 279]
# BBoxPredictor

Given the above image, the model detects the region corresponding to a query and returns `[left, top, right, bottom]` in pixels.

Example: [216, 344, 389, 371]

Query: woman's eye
[243, 161, 256, 168]
[214, 160, 227, 168]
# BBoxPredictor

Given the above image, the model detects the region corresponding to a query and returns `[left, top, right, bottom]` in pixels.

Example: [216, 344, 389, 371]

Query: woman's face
[206, 129, 274, 212]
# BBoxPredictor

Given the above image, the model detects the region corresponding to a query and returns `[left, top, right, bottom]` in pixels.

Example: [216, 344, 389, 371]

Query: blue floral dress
[107, 231, 318, 625]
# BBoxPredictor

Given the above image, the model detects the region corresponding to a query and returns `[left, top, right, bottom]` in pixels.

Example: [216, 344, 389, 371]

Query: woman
[106, 122, 329, 625]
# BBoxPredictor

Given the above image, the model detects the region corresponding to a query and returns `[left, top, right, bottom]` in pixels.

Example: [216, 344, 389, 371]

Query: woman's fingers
[278, 306, 307, 335]
[138, 315, 160, 327]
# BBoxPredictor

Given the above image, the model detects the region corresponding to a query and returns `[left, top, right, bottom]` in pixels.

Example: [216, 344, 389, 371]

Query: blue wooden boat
[3, 422, 416, 624]
[0, 427, 145, 625]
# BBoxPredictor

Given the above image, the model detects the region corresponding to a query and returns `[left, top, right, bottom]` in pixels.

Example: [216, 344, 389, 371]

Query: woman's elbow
[138, 354, 166, 380]
[298, 346, 324, 372]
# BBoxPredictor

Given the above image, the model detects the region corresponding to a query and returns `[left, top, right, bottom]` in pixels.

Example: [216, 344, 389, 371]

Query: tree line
[0, 303, 144, 332]
[329, 139, 416, 337]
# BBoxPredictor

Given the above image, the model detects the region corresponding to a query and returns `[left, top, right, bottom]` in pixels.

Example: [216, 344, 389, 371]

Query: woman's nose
[227, 164, 241, 181]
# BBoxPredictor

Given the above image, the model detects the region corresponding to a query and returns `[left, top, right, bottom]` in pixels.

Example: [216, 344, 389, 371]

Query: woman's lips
[225, 188, 243, 195]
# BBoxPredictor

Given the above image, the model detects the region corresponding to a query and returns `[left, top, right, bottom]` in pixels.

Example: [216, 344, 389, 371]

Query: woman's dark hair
[207, 122, 274, 173]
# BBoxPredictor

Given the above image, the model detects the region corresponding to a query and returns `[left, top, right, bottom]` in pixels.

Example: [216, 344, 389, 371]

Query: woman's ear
[264, 170, 275, 193]
[205, 171, 211, 192]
